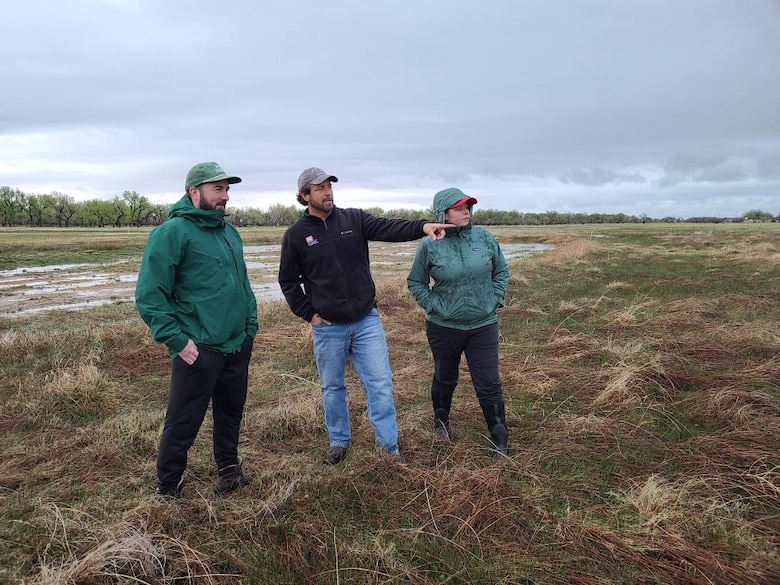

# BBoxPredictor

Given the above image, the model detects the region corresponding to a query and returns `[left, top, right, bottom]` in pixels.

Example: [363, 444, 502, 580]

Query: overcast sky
[1, 0, 779, 218]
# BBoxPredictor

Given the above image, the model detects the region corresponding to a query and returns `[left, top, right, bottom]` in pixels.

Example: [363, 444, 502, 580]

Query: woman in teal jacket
[407, 188, 510, 456]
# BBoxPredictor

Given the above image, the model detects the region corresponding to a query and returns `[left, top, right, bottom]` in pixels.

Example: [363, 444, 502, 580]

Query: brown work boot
[215, 457, 253, 495]
[323, 446, 348, 465]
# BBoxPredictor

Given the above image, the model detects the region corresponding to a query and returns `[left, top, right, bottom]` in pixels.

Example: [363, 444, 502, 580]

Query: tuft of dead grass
[28, 505, 222, 585]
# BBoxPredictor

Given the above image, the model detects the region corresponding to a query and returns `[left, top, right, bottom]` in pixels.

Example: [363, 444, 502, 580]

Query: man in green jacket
[135, 162, 258, 497]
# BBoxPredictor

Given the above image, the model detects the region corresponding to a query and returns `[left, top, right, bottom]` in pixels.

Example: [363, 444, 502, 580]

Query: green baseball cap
[185, 162, 242, 191]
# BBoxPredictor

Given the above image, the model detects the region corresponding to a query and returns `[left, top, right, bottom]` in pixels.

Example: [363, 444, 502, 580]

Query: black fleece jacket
[278, 207, 427, 323]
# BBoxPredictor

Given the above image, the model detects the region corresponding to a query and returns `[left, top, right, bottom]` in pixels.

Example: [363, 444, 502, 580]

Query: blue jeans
[311, 308, 399, 453]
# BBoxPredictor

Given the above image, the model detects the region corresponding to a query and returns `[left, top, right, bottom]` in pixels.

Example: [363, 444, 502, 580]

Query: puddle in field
[0, 242, 550, 317]
[503, 243, 554, 258]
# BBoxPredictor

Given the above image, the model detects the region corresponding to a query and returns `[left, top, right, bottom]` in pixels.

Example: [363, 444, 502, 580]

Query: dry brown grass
[1, 225, 779, 584]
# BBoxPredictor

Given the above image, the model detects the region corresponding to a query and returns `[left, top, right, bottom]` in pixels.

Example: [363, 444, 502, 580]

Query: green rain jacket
[407, 188, 510, 330]
[135, 195, 258, 358]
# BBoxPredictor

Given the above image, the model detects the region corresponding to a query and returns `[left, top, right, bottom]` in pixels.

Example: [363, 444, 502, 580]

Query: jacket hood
[167, 194, 226, 228]
[433, 188, 469, 223]
[433, 188, 475, 236]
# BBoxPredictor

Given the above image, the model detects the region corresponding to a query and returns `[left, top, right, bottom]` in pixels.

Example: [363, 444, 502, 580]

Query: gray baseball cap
[297, 167, 338, 191]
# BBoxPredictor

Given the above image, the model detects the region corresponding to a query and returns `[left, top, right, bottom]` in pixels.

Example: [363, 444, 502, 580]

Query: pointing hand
[423, 223, 456, 240]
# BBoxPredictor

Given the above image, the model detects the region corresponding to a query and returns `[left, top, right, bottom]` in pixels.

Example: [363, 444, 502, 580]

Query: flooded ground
[0, 242, 551, 317]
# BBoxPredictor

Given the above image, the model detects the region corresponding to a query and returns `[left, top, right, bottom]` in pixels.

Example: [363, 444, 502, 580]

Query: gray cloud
[660, 148, 774, 187]
[1, 0, 779, 217]
[559, 168, 647, 187]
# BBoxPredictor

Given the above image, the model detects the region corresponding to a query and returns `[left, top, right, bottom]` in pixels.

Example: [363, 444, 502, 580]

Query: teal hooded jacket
[135, 195, 258, 358]
[407, 188, 510, 330]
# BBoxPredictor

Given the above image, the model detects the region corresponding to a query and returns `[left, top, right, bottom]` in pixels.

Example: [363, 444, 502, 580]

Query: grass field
[1, 224, 779, 584]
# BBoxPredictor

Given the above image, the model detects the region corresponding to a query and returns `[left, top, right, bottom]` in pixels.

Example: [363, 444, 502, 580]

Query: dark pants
[157, 335, 253, 490]
[425, 321, 504, 417]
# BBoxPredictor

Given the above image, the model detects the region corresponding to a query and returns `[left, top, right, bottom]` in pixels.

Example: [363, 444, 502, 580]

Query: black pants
[157, 335, 253, 490]
[425, 321, 503, 409]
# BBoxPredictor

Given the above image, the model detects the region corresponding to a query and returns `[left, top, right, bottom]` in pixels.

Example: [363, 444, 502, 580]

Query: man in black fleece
[278, 167, 452, 464]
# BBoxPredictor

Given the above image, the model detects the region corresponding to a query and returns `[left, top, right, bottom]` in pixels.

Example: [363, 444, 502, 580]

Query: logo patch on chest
[305, 235, 320, 247]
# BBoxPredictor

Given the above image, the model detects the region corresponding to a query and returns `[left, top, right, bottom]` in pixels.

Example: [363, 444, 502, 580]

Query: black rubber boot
[481, 402, 508, 457]
[432, 394, 452, 440]
[433, 408, 451, 440]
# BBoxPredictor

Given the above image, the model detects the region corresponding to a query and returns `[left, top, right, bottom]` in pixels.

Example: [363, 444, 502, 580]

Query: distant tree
[51, 192, 77, 227]
[228, 208, 254, 226]
[536, 211, 552, 225]
[151, 204, 167, 225]
[20, 193, 41, 226]
[78, 200, 102, 227]
[20, 192, 53, 226]
[742, 209, 774, 222]
[685, 216, 723, 223]
[473, 208, 521, 225]
[111, 196, 130, 227]
[264, 203, 300, 226]
[123, 191, 155, 226]
[78, 199, 118, 227]
[0, 186, 24, 226]
[39, 194, 57, 226]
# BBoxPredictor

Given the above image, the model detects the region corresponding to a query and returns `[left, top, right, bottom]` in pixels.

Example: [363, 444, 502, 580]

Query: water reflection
[1, 242, 551, 317]
[502, 243, 554, 259]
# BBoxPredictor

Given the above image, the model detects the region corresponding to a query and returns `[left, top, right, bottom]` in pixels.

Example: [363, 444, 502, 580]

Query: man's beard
[310, 199, 333, 214]
[194, 187, 225, 211]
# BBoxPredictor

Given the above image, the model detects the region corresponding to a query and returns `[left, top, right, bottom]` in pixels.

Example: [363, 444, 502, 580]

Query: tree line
[0, 186, 777, 228]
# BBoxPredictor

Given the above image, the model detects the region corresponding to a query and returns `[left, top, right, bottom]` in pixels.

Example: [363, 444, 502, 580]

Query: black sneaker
[215, 458, 253, 495]
[323, 446, 348, 465]
[155, 478, 184, 498]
